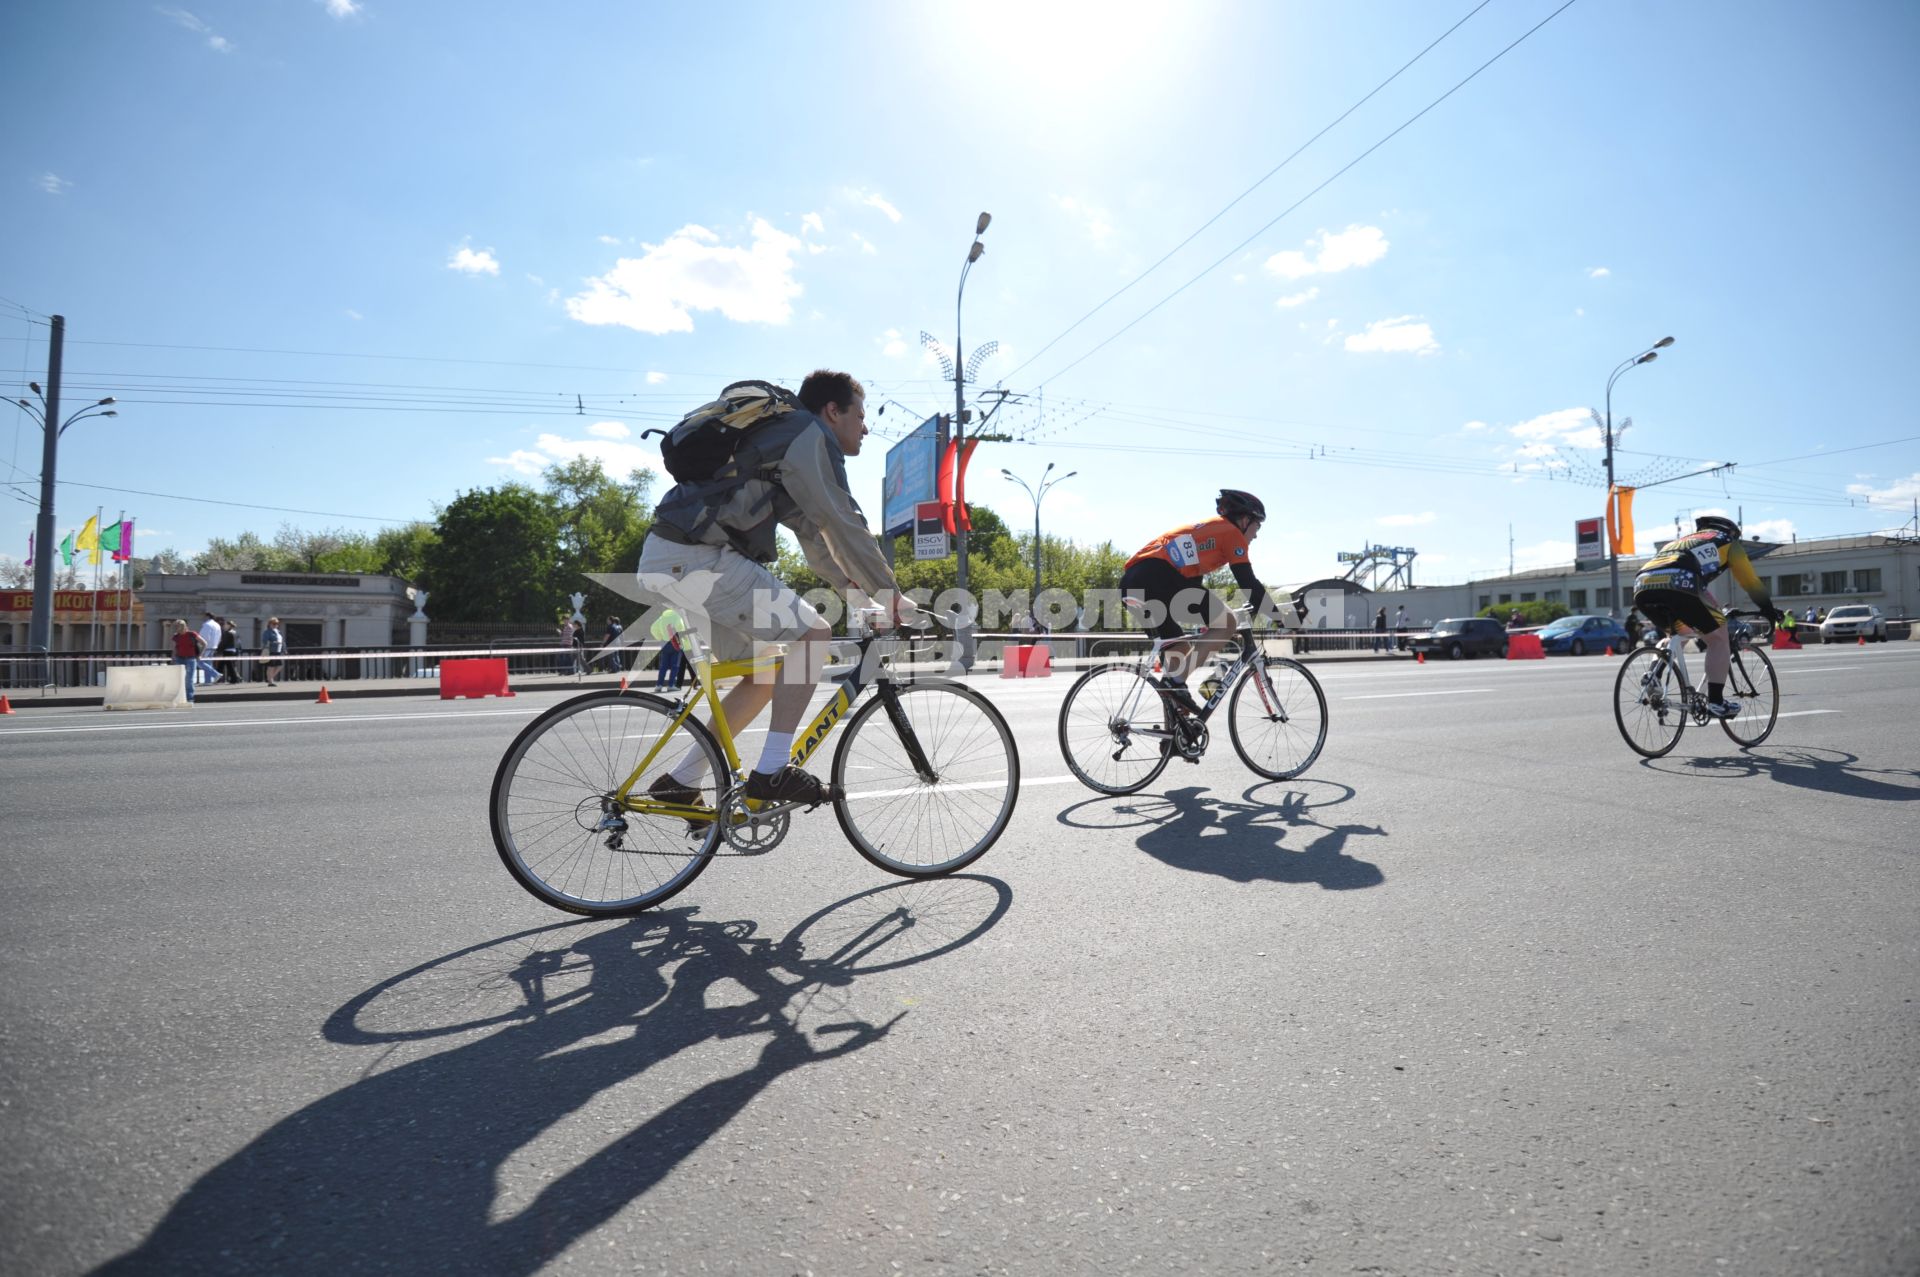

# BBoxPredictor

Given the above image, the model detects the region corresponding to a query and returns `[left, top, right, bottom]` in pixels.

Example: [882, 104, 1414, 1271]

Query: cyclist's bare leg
[1702, 589, 1731, 686]
[1161, 611, 1238, 681]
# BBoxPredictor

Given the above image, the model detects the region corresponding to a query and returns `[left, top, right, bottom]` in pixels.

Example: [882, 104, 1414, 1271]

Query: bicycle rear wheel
[1720, 645, 1780, 747]
[1057, 663, 1174, 795]
[1613, 648, 1686, 758]
[1228, 657, 1328, 780]
[832, 681, 1019, 877]
[490, 690, 723, 916]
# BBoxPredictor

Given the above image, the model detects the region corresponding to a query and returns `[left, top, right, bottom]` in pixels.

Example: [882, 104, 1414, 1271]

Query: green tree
[273, 523, 359, 571]
[1479, 600, 1569, 626]
[424, 484, 562, 623]
[372, 522, 438, 584]
[543, 458, 654, 622]
[199, 531, 292, 571]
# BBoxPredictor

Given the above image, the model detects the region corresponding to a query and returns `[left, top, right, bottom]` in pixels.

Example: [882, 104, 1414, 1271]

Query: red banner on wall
[0, 590, 134, 612]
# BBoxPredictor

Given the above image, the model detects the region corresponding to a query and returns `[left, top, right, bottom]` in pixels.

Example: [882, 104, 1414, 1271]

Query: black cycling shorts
[1120, 558, 1226, 641]
[1633, 586, 1724, 636]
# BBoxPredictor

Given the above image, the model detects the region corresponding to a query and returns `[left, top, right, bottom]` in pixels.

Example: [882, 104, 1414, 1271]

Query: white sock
[756, 731, 795, 775]
[668, 745, 710, 786]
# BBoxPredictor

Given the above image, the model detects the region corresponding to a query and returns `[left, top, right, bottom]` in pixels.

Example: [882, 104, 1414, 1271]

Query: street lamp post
[954, 212, 990, 657]
[1001, 464, 1077, 623]
[1603, 335, 1675, 618]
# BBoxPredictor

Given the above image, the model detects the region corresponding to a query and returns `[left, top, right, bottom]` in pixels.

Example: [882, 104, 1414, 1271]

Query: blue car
[1536, 614, 1630, 656]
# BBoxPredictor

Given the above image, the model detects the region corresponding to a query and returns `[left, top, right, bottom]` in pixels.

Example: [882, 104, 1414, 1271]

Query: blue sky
[5, 0, 1918, 589]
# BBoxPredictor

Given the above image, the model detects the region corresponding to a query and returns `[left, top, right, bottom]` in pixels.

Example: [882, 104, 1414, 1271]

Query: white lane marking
[0, 707, 539, 736]
[848, 774, 1079, 802]
[1345, 688, 1491, 700]
[1777, 665, 1857, 673]
[1773, 710, 1841, 719]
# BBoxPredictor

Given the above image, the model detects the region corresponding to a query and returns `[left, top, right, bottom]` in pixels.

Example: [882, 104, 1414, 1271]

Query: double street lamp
[1602, 335, 1675, 617]
[13, 313, 118, 673]
[1001, 463, 1076, 625]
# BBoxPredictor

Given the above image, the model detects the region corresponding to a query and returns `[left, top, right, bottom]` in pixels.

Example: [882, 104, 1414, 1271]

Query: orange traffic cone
[1858, 636, 1866, 646]
[1605, 645, 1614, 657]
[618, 675, 629, 691]
[316, 685, 333, 704]
[0, 695, 13, 714]
[1416, 650, 1425, 664]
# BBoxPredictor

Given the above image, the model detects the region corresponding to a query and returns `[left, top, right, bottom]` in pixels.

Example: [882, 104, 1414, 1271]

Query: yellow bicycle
[490, 626, 1020, 916]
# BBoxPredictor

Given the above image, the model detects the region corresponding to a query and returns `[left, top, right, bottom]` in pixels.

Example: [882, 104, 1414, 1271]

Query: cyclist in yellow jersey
[1631, 515, 1783, 717]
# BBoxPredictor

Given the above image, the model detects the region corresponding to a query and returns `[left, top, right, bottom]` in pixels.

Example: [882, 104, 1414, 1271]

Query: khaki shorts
[635, 536, 822, 664]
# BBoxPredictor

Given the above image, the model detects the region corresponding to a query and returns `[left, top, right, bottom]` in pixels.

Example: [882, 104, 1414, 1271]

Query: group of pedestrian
[1371, 605, 1409, 652]
[168, 613, 285, 701]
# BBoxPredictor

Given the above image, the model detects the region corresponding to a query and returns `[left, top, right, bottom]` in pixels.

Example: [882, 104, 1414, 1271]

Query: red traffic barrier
[999, 644, 1053, 679]
[1506, 633, 1545, 660]
[1771, 631, 1802, 650]
[440, 657, 516, 700]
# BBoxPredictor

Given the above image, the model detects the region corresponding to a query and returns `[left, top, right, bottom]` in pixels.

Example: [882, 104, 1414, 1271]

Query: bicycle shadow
[1645, 745, 1920, 803]
[95, 877, 1011, 1276]
[1060, 779, 1386, 890]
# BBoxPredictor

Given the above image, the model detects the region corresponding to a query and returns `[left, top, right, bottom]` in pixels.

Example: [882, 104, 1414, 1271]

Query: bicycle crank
[717, 786, 791, 854]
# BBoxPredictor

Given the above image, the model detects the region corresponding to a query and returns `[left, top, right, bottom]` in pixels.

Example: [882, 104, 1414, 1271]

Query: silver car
[1819, 604, 1886, 642]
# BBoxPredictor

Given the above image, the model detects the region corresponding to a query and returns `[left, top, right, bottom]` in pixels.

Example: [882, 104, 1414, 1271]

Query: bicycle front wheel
[1613, 648, 1686, 759]
[490, 691, 723, 916]
[1229, 656, 1328, 780]
[1057, 663, 1173, 795]
[1721, 644, 1780, 747]
[832, 681, 1020, 877]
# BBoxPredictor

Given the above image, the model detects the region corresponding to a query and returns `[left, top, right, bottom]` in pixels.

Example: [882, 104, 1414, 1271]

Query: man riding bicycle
[1119, 489, 1289, 714]
[1631, 514, 1783, 718]
[636, 369, 909, 815]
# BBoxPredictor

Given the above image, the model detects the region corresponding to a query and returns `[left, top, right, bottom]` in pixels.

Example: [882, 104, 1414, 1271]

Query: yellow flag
[75, 514, 103, 565]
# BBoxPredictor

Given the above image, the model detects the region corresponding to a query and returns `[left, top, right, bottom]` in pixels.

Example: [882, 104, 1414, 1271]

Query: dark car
[1408, 617, 1509, 660]
[1536, 614, 1630, 656]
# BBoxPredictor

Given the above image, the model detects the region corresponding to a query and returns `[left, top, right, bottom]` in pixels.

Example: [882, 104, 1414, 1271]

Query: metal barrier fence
[0, 627, 1412, 695]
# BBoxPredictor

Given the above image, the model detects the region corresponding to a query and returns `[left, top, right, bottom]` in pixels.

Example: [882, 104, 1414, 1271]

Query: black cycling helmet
[1694, 514, 1741, 540]
[1217, 489, 1267, 523]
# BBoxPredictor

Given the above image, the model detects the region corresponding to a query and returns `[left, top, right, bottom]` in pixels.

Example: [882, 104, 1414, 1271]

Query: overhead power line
[1023, 0, 1584, 389]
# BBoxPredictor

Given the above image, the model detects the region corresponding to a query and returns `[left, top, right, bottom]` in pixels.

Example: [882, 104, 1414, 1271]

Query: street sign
[1575, 517, 1604, 568]
[914, 501, 950, 560]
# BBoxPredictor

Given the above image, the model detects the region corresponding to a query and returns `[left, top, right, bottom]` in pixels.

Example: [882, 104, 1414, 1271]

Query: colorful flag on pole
[76, 514, 102, 566]
[59, 531, 76, 567]
[101, 519, 134, 561]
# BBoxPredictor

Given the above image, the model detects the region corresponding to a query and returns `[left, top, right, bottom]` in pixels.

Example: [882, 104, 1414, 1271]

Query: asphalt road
[2, 645, 1915, 1276]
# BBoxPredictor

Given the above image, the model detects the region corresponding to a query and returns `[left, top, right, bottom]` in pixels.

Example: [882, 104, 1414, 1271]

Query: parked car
[1819, 604, 1887, 642]
[1408, 617, 1509, 660]
[1535, 614, 1630, 656]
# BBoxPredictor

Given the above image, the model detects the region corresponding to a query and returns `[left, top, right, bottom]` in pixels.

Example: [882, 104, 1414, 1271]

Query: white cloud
[597, 234, 620, 245]
[1745, 518, 1796, 543]
[159, 7, 233, 51]
[877, 328, 908, 358]
[448, 243, 500, 275]
[854, 190, 901, 223]
[38, 173, 70, 195]
[587, 421, 630, 440]
[1508, 407, 1592, 442]
[851, 231, 877, 256]
[1052, 195, 1116, 248]
[344, 308, 363, 320]
[1461, 420, 1489, 432]
[1343, 315, 1437, 355]
[1263, 225, 1389, 281]
[1587, 266, 1610, 278]
[645, 371, 668, 385]
[487, 430, 664, 480]
[1274, 287, 1320, 309]
[1846, 471, 1920, 509]
[323, 0, 362, 16]
[801, 212, 824, 234]
[1377, 512, 1435, 527]
[565, 218, 803, 335]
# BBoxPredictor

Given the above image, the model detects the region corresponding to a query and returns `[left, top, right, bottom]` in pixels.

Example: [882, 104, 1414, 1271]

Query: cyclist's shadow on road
[1650, 745, 1920, 803]
[95, 877, 1011, 1277]
[1061, 779, 1386, 890]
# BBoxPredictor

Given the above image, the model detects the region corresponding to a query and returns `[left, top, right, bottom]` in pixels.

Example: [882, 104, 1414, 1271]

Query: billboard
[882, 415, 940, 537]
[1575, 517, 1605, 568]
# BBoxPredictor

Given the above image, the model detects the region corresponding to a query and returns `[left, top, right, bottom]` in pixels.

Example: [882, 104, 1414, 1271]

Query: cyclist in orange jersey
[1121, 489, 1285, 713]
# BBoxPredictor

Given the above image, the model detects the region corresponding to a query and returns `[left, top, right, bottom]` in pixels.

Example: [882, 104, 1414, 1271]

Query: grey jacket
[651, 414, 898, 599]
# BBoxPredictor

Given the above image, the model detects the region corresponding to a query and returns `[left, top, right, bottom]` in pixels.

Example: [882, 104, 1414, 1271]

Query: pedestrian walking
[217, 617, 242, 684]
[598, 617, 626, 673]
[195, 611, 224, 685]
[169, 619, 200, 703]
[1373, 606, 1387, 652]
[262, 617, 287, 686]
[650, 607, 687, 691]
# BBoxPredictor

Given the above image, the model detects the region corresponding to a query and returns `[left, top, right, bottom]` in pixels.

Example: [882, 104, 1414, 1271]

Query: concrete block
[104, 665, 190, 710]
